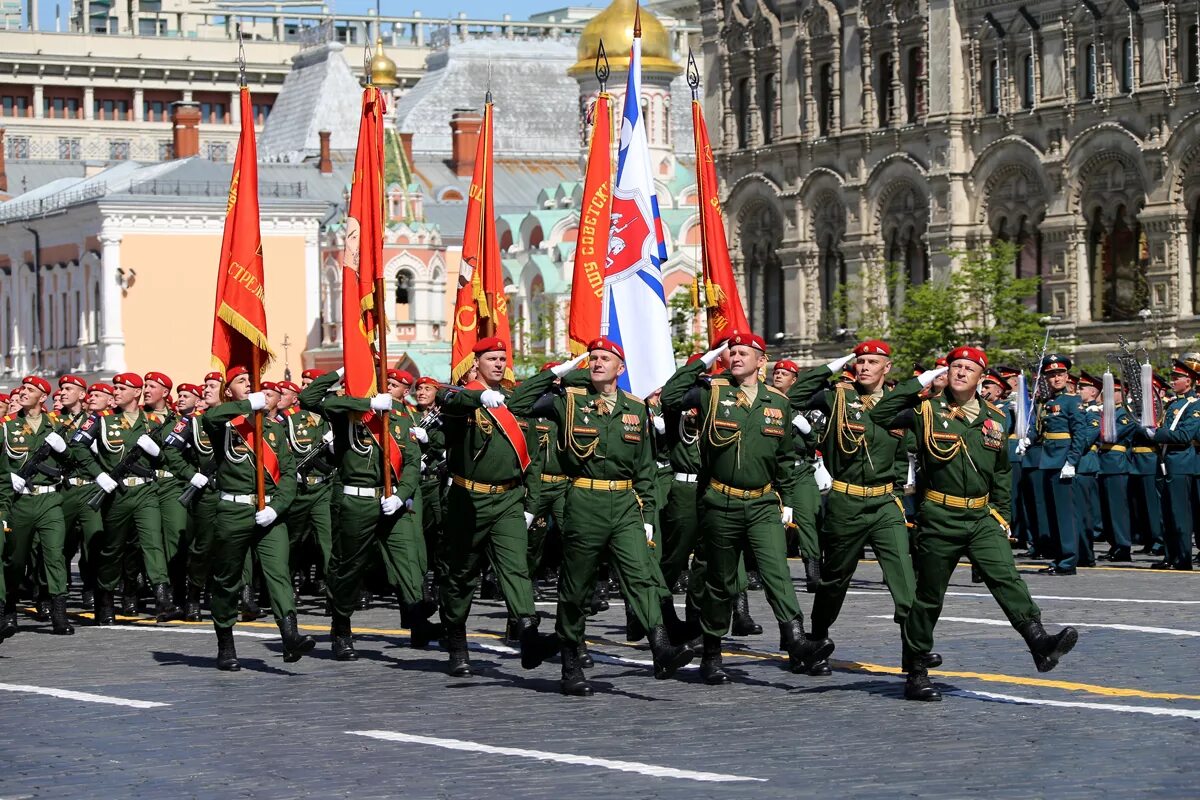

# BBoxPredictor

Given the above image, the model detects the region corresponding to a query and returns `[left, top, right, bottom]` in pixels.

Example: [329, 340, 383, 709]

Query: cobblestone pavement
[1, 553, 1198, 799]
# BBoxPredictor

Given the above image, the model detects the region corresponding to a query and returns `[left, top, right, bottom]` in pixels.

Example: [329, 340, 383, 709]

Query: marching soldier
[522, 364, 568, 591]
[299, 368, 440, 660]
[142, 371, 188, 604]
[2, 376, 74, 636]
[1147, 360, 1200, 570]
[68, 373, 180, 623]
[773, 359, 822, 593]
[434, 338, 550, 678]
[1129, 375, 1166, 557]
[662, 333, 828, 684]
[411, 375, 447, 606]
[787, 341, 919, 667]
[56, 375, 102, 610]
[868, 348, 1078, 701]
[512, 340, 694, 694]
[1098, 378, 1137, 562]
[276, 379, 335, 595]
[1073, 372, 1104, 565]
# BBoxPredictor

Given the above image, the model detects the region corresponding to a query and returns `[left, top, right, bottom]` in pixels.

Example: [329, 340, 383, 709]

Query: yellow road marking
[844, 558, 1199, 575]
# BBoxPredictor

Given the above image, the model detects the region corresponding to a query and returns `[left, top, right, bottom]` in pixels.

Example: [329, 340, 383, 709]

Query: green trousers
[557, 486, 663, 645]
[209, 501, 295, 629]
[528, 476, 567, 575]
[4, 492, 68, 601]
[185, 492, 219, 591]
[418, 477, 445, 573]
[903, 503, 1041, 657]
[96, 483, 160, 593]
[59, 482, 104, 593]
[438, 483, 535, 627]
[698, 487, 801, 637]
[791, 476, 822, 560]
[659, 479, 699, 590]
[287, 481, 334, 575]
[330, 493, 425, 618]
[810, 492, 914, 639]
[155, 477, 188, 587]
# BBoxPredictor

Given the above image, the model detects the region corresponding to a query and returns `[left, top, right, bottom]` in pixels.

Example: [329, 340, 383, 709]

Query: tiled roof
[259, 42, 366, 161]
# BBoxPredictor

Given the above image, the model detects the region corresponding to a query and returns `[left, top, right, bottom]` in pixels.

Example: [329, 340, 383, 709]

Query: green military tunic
[299, 372, 423, 621]
[201, 399, 298, 628]
[661, 359, 803, 638]
[527, 413, 567, 578]
[869, 377, 1039, 659]
[789, 365, 915, 640]
[279, 405, 335, 578]
[163, 410, 220, 594]
[144, 405, 188, 596]
[789, 423, 822, 562]
[1, 410, 70, 602]
[56, 408, 104, 602]
[414, 406, 448, 580]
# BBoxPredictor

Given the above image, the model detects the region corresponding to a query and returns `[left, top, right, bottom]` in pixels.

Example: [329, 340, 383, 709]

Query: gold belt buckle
[739, 488, 750, 499]
[608, 480, 617, 491]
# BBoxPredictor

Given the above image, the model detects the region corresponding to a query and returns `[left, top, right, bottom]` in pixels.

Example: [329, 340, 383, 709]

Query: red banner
[211, 86, 274, 376]
[568, 93, 613, 356]
[230, 414, 282, 485]
[692, 99, 750, 346]
[451, 101, 513, 384]
[341, 86, 387, 398]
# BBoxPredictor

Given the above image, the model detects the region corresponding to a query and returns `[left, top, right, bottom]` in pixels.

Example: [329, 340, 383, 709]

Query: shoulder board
[765, 386, 787, 399]
[193, 409, 206, 418]
[621, 391, 644, 405]
[710, 378, 730, 387]
[146, 411, 161, 424]
[565, 386, 586, 396]
[985, 401, 1002, 414]
[46, 411, 60, 423]
[100, 409, 114, 417]
[283, 407, 300, 417]
[0, 414, 12, 424]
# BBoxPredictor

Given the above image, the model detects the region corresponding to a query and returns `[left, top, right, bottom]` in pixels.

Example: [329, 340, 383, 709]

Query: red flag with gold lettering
[211, 86, 274, 375]
[568, 93, 612, 355]
[692, 99, 750, 345]
[451, 98, 512, 383]
[340, 85, 387, 397]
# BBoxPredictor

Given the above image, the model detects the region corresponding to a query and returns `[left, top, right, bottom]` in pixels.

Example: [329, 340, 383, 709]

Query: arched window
[1120, 37, 1133, 93]
[736, 77, 751, 148]
[1023, 53, 1036, 108]
[1089, 205, 1146, 321]
[1083, 43, 1097, 99]
[821, 235, 846, 333]
[761, 73, 776, 144]
[394, 270, 413, 323]
[878, 53, 894, 126]
[817, 63, 834, 136]
[906, 46, 925, 122]
[1187, 24, 1199, 83]
[987, 59, 1001, 113]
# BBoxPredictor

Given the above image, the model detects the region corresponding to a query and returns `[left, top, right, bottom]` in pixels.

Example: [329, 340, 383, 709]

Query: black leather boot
[81, 588, 94, 608]
[647, 624, 695, 679]
[50, 594, 74, 635]
[154, 583, 181, 623]
[746, 570, 762, 590]
[904, 668, 942, 701]
[971, 565, 984, 584]
[403, 602, 443, 649]
[421, 570, 438, 613]
[357, 588, 371, 610]
[503, 617, 520, 647]
[587, 580, 609, 615]
[780, 618, 834, 674]
[184, 585, 203, 622]
[730, 591, 762, 636]
[0, 603, 17, 642]
[278, 611, 316, 663]
[34, 596, 50, 622]
[331, 612, 358, 661]
[446, 623, 471, 677]
[560, 645, 592, 696]
[682, 600, 703, 649]
[625, 607, 645, 642]
[240, 584, 263, 621]
[901, 651, 943, 671]
[808, 659, 832, 676]
[120, 583, 138, 616]
[93, 590, 116, 626]
[660, 598, 692, 645]
[215, 625, 240, 671]
[803, 557, 820, 594]
[517, 615, 558, 670]
[699, 634, 729, 685]
[1018, 618, 1078, 673]
[578, 640, 594, 669]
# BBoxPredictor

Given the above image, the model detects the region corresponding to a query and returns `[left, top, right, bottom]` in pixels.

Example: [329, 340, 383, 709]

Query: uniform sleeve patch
[713, 419, 740, 431]
[572, 426, 598, 436]
[762, 425, 785, 437]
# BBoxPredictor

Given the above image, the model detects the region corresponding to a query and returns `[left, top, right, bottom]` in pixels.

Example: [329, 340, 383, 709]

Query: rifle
[15, 416, 78, 483]
[177, 457, 219, 509]
[86, 416, 174, 510]
[295, 430, 335, 482]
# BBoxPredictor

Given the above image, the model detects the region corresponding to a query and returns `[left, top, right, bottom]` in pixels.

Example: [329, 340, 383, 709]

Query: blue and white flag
[601, 32, 675, 398]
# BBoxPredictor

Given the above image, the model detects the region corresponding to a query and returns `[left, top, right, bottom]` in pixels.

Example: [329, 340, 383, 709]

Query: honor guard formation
[45, 330, 1200, 701]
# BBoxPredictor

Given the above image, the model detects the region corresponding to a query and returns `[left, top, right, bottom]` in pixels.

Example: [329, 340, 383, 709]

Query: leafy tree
[668, 291, 705, 360]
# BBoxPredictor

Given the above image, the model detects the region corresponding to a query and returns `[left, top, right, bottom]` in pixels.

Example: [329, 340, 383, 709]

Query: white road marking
[947, 689, 1200, 720]
[99, 625, 277, 639]
[0, 683, 168, 709]
[847, 589, 1200, 605]
[873, 615, 1200, 638]
[347, 730, 767, 783]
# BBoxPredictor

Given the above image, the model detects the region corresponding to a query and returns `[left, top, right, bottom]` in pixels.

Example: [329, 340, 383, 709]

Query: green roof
[527, 253, 568, 294]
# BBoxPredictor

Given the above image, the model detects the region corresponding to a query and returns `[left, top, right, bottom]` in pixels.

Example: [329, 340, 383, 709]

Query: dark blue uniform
[1150, 391, 1200, 568]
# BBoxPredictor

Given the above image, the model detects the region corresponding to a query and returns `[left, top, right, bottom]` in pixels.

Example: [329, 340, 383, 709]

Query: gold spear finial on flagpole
[633, 1, 641, 38]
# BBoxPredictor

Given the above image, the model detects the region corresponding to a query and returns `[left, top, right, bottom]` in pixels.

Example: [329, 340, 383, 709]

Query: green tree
[948, 240, 1046, 362]
[668, 292, 705, 360]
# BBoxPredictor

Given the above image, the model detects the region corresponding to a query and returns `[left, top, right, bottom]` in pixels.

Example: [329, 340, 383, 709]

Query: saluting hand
[699, 341, 729, 368]
[552, 352, 588, 378]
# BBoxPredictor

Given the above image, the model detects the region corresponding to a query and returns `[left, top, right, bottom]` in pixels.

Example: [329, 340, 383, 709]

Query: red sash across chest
[465, 380, 531, 472]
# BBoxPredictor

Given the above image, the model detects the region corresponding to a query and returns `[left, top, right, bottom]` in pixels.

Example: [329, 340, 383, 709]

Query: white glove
[814, 456, 833, 493]
[552, 352, 588, 377]
[480, 389, 506, 408]
[247, 391, 267, 411]
[189, 473, 209, 489]
[96, 472, 118, 494]
[1059, 463, 1076, 480]
[524, 511, 535, 529]
[411, 426, 429, 444]
[643, 523, 655, 544]
[1143, 426, 1157, 437]
[781, 506, 794, 526]
[322, 430, 336, 451]
[826, 353, 856, 373]
[335, 367, 346, 378]
[699, 342, 729, 368]
[136, 434, 161, 458]
[10, 473, 26, 493]
[652, 415, 666, 434]
[380, 494, 402, 515]
[254, 506, 278, 527]
[904, 453, 917, 490]
[1015, 437, 1030, 456]
[370, 393, 392, 412]
[918, 366, 949, 389]
[792, 414, 811, 435]
[45, 431, 67, 453]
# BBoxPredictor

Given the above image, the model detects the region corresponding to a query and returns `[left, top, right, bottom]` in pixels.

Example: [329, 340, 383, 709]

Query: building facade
[701, 0, 1200, 361]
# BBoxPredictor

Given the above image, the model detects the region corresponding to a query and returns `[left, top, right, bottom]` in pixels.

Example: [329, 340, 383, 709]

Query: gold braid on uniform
[916, 399, 964, 462]
[563, 388, 599, 459]
[827, 385, 869, 455]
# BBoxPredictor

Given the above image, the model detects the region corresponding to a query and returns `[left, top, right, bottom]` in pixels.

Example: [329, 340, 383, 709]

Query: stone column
[83, 86, 95, 120]
[32, 85, 43, 119]
[98, 228, 126, 372]
[10, 258, 28, 374]
[133, 88, 144, 122]
[304, 228, 321, 351]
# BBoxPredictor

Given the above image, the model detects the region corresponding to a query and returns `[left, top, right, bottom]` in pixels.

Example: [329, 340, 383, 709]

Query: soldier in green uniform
[2, 376, 74, 635]
[410, 375, 447, 607]
[275, 379, 335, 594]
[868, 347, 1079, 701]
[55, 375, 103, 610]
[787, 341, 920, 667]
[141, 371, 189, 604]
[662, 333, 830, 684]
[511, 339, 694, 695]
[68, 372, 180, 624]
[435, 337, 553, 678]
[201, 366, 314, 670]
[773, 359, 822, 593]
[522, 363, 569, 592]
[299, 368, 440, 659]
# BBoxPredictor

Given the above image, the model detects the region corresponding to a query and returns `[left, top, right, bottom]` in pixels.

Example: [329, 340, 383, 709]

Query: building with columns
[700, 0, 1200, 362]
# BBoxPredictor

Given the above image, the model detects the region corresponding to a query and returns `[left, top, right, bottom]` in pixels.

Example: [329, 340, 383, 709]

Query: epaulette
[565, 386, 586, 396]
[765, 386, 787, 399]
[283, 406, 300, 417]
[99, 409, 114, 417]
[710, 377, 730, 387]
[146, 411, 161, 424]
[985, 400, 1003, 415]
[0, 414, 12, 424]
[621, 390, 644, 405]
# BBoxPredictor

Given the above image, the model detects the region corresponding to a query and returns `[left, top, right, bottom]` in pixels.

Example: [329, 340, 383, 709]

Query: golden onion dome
[369, 38, 399, 88]
[568, 0, 682, 78]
